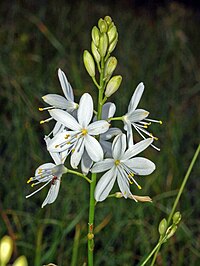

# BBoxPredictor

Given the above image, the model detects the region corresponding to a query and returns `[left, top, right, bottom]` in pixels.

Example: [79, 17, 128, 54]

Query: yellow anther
[38, 169, 42, 173]
[72, 148, 75, 153]
[138, 185, 142, 190]
[55, 145, 59, 148]
[159, 120, 163, 125]
[67, 141, 71, 145]
[115, 160, 120, 166]
[31, 183, 35, 187]
[144, 125, 148, 128]
[150, 133, 153, 137]
[154, 136, 158, 141]
[38, 108, 44, 111]
[65, 134, 70, 139]
[129, 180, 133, 184]
[27, 177, 33, 184]
[40, 120, 45, 124]
[81, 128, 88, 135]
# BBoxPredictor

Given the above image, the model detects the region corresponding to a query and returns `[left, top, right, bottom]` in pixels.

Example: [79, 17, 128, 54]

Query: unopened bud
[98, 18, 108, 33]
[173, 211, 181, 225]
[13, 255, 28, 266]
[107, 25, 117, 44]
[99, 33, 108, 58]
[91, 41, 100, 63]
[108, 33, 118, 54]
[158, 218, 168, 235]
[166, 225, 177, 239]
[91, 26, 100, 47]
[115, 192, 123, 198]
[104, 16, 112, 26]
[104, 57, 117, 79]
[131, 195, 153, 203]
[105, 75, 122, 97]
[83, 50, 95, 77]
[0, 235, 13, 265]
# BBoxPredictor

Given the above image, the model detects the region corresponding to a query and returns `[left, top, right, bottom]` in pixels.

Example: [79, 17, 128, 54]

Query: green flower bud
[173, 211, 181, 225]
[104, 15, 112, 26]
[91, 26, 100, 47]
[0, 235, 13, 265]
[166, 225, 177, 239]
[105, 75, 122, 97]
[98, 18, 108, 33]
[108, 33, 118, 54]
[99, 33, 108, 58]
[104, 56, 117, 79]
[13, 255, 28, 266]
[83, 50, 95, 77]
[115, 192, 123, 198]
[107, 25, 117, 44]
[91, 41, 100, 63]
[158, 218, 168, 235]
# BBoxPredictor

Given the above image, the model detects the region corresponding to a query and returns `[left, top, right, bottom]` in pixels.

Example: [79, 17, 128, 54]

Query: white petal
[128, 82, 144, 112]
[94, 167, 117, 202]
[49, 109, 81, 130]
[116, 167, 132, 198]
[91, 158, 114, 173]
[112, 134, 127, 160]
[42, 94, 73, 110]
[87, 120, 110, 135]
[44, 137, 62, 165]
[77, 93, 93, 127]
[70, 138, 85, 168]
[52, 121, 65, 136]
[58, 69, 74, 101]
[35, 163, 55, 176]
[124, 122, 134, 147]
[124, 157, 155, 175]
[102, 102, 116, 120]
[41, 178, 61, 208]
[101, 127, 122, 140]
[85, 135, 103, 162]
[127, 109, 149, 123]
[121, 138, 153, 160]
[81, 151, 93, 175]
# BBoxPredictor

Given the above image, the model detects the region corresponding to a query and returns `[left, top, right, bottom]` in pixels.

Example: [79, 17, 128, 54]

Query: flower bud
[158, 218, 168, 235]
[115, 192, 123, 198]
[104, 15, 112, 26]
[91, 41, 100, 63]
[105, 75, 122, 97]
[98, 18, 108, 33]
[107, 25, 117, 44]
[91, 26, 100, 47]
[172, 211, 181, 225]
[99, 33, 108, 58]
[0, 235, 13, 265]
[108, 33, 118, 54]
[104, 57, 117, 79]
[166, 225, 177, 239]
[83, 50, 95, 77]
[13, 255, 28, 266]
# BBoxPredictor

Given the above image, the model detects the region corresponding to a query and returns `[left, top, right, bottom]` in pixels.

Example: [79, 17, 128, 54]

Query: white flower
[91, 134, 155, 202]
[39, 69, 78, 125]
[122, 82, 162, 150]
[47, 93, 110, 169]
[26, 137, 68, 208]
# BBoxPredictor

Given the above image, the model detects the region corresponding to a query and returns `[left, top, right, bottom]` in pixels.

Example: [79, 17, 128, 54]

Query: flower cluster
[26, 16, 161, 208]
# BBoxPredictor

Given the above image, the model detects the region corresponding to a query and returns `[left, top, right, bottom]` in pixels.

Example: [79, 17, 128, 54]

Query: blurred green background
[0, 1, 199, 265]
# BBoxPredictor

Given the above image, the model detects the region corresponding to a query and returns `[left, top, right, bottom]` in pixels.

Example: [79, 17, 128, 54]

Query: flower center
[115, 160, 120, 166]
[81, 128, 88, 135]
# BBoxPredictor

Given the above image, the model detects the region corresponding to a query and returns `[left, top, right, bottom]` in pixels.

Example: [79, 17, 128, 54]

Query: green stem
[88, 58, 105, 266]
[139, 241, 161, 266]
[149, 144, 200, 266]
[67, 169, 92, 183]
[108, 116, 123, 121]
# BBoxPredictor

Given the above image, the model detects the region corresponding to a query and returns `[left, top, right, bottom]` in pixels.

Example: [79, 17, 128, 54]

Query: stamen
[27, 177, 33, 184]
[115, 160, 120, 166]
[145, 118, 163, 124]
[39, 106, 54, 111]
[26, 180, 51, 199]
[40, 117, 53, 124]
[81, 128, 88, 135]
